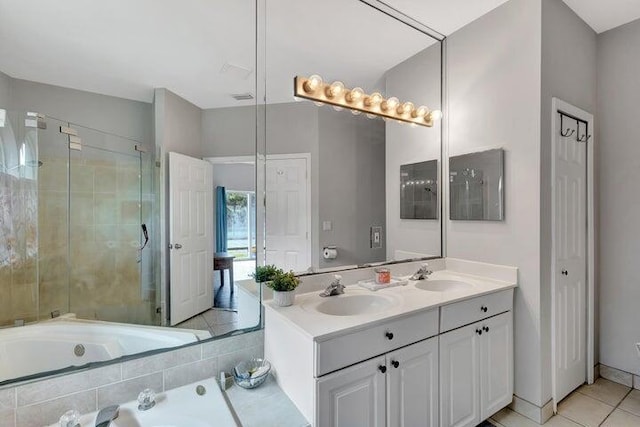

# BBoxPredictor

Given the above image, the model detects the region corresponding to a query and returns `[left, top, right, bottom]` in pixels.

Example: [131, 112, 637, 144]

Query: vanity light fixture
[294, 75, 442, 127]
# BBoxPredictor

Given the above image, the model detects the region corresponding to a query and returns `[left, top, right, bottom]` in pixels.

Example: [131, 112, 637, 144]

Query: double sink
[301, 276, 475, 317]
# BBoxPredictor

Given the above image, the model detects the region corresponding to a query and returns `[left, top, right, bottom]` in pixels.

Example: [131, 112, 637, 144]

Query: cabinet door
[480, 312, 513, 420]
[387, 337, 439, 427]
[440, 323, 481, 427]
[316, 356, 386, 427]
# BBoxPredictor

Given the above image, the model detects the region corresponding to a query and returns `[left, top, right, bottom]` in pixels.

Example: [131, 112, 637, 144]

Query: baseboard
[509, 395, 554, 424]
[597, 363, 636, 388]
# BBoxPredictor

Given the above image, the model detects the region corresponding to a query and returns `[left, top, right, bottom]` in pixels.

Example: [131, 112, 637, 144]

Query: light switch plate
[371, 226, 382, 249]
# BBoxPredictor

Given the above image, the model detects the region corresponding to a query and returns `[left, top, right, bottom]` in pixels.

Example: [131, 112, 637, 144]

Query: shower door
[67, 125, 156, 325]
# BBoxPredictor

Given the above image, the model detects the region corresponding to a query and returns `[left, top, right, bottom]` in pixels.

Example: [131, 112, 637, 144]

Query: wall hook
[577, 134, 591, 143]
[560, 114, 575, 137]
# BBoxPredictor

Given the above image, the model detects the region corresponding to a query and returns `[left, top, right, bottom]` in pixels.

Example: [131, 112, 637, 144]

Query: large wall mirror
[263, 0, 443, 274]
[0, 0, 261, 385]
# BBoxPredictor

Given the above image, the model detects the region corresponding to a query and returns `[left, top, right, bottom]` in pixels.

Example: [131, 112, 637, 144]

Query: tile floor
[490, 378, 640, 427]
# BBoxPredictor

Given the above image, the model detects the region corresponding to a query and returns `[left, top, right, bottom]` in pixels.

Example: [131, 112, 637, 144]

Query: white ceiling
[561, 0, 640, 34]
[1, 0, 637, 109]
[383, 0, 510, 35]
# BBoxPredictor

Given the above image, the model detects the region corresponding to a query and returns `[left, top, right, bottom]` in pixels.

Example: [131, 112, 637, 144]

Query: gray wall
[0, 71, 11, 108]
[201, 105, 255, 157]
[597, 18, 640, 377]
[446, 0, 544, 406]
[212, 163, 255, 193]
[540, 0, 597, 401]
[318, 108, 386, 268]
[10, 78, 152, 144]
[154, 88, 204, 322]
[385, 43, 442, 260]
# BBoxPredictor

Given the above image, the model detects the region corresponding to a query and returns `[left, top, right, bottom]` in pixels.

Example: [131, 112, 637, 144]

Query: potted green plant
[268, 270, 301, 307]
[251, 264, 281, 284]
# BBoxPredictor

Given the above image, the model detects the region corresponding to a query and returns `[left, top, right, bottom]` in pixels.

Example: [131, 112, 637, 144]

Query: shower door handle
[174, 244, 182, 250]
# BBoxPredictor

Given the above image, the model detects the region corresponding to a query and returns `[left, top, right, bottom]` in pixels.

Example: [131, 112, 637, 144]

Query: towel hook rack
[576, 120, 591, 143]
[560, 114, 575, 137]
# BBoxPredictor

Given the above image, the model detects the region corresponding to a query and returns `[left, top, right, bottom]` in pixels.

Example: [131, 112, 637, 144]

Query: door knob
[391, 360, 400, 369]
[174, 244, 182, 249]
[561, 269, 568, 276]
[378, 365, 387, 374]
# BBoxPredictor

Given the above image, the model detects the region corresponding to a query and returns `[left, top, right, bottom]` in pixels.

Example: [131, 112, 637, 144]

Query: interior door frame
[205, 153, 312, 272]
[551, 97, 595, 409]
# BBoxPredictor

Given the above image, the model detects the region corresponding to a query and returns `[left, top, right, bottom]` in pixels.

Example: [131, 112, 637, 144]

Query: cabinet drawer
[440, 289, 513, 333]
[315, 309, 439, 377]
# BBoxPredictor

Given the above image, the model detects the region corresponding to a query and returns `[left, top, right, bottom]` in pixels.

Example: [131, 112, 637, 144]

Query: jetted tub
[0, 315, 211, 383]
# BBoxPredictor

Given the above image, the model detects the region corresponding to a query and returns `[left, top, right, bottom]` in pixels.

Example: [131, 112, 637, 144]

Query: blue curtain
[215, 186, 227, 253]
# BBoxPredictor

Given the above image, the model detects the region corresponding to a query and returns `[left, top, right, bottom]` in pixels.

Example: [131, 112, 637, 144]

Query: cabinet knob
[483, 326, 489, 333]
[561, 269, 569, 276]
[378, 365, 387, 374]
[391, 360, 400, 369]
[476, 328, 483, 335]
[385, 332, 394, 340]
[480, 305, 488, 313]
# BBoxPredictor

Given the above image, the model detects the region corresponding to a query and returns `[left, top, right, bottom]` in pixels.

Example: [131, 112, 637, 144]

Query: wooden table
[214, 252, 235, 291]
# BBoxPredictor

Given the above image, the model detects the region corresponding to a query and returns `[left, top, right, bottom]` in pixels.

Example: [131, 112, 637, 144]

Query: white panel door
[554, 116, 587, 401]
[387, 337, 439, 427]
[169, 152, 213, 326]
[440, 323, 480, 427]
[480, 312, 513, 419]
[265, 156, 310, 272]
[316, 356, 386, 427]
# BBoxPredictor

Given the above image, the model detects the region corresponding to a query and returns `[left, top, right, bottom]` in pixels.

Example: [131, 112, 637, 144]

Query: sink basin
[415, 279, 473, 292]
[308, 294, 395, 316]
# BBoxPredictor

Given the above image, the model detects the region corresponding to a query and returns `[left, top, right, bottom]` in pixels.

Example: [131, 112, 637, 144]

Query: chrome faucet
[410, 263, 433, 280]
[95, 405, 119, 427]
[319, 275, 345, 297]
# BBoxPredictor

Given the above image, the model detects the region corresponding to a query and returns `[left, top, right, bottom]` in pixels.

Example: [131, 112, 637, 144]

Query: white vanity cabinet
[316, 337, 439, 427]
[439, 305, 513, 427]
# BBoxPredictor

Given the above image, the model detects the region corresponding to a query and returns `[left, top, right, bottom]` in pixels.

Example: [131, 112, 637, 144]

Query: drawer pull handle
[385, 332, 394, 340]
[378, 365, 387, 374]
[483, 326, 489, 332]
[476, 328, 483, 335]
[391, 360, 400, 369]
[481, 305, 488, 313]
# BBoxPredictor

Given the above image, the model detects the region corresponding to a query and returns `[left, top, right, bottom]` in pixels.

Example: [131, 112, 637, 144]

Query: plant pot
[273, 290, 295, 307]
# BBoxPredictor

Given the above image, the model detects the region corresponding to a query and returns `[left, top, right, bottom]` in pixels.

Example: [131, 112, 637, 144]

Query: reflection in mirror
[263, 0, 443, 274]
[0, 0, 260, 385]
[401, 160, 438, 220]
[449, 148, 505, 221]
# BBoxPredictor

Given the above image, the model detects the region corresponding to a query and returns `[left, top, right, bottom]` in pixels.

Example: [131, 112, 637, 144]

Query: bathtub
[0, 316, 211, 384]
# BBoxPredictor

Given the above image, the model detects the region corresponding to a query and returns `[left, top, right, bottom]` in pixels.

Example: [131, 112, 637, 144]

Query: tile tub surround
[0, 329, 263, 427]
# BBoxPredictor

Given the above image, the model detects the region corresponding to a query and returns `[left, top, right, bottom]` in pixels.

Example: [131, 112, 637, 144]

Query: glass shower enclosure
[0, 109, 158, 327]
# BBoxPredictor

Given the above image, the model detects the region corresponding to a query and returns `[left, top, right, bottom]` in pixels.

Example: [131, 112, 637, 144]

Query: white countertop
[264, 268, 517, 342]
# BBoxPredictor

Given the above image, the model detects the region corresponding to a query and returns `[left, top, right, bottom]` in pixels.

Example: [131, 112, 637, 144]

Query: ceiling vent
[231, 93, 254, 101]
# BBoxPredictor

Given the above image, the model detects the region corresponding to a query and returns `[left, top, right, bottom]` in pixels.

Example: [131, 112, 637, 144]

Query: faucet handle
[137, 388, 156, 411]
[333, 274, 342, 282]
[59, 409, 80, 427]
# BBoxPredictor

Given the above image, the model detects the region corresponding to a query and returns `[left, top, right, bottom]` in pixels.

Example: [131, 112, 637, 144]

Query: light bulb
[332, 105, 343, 111]
[325, 81, 345, 98]
[397, 102, 414, 115]
[428, 109, 443, 121]
[314, 101, 325, 107]
[413, 105, 429, 118]
[366, 113, 376, 119]
[351, 109, 362, 115]
[303, 74, 323, 94]
[364, 92, 383, 107]
[346, 87, 364, 103]
[381, 97, 399, 112]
